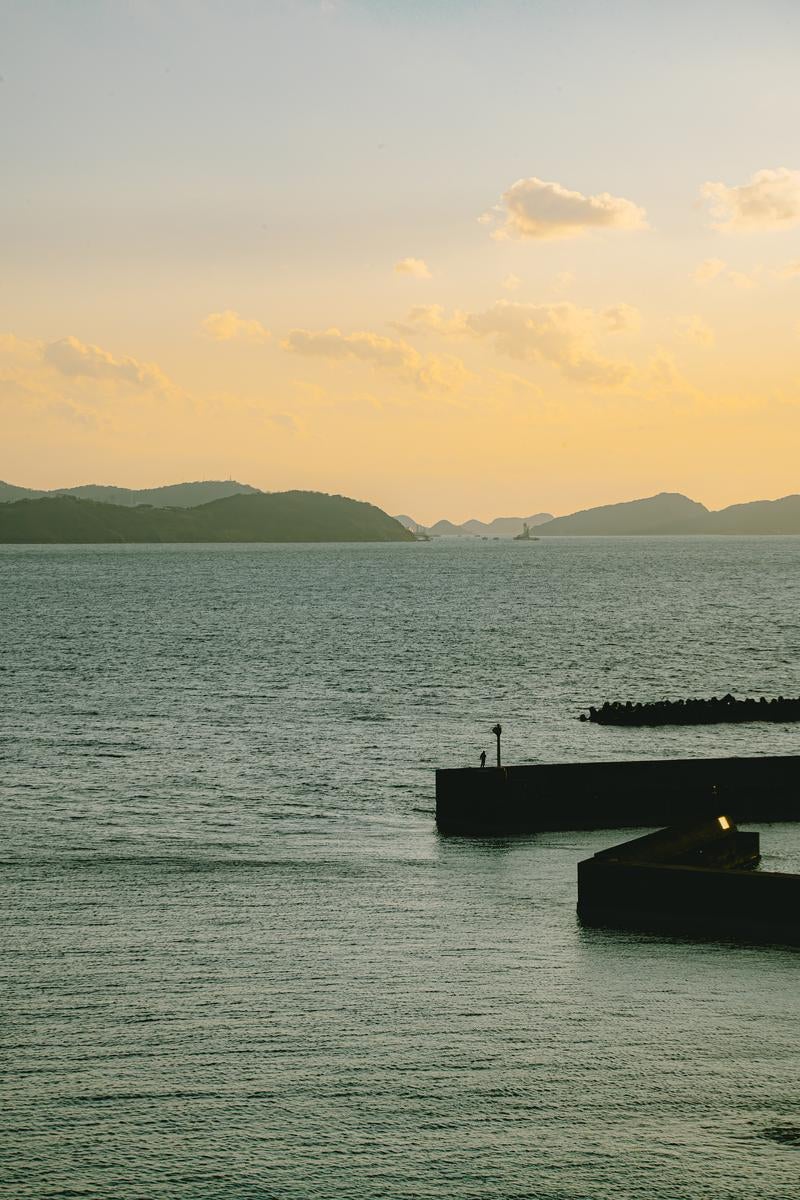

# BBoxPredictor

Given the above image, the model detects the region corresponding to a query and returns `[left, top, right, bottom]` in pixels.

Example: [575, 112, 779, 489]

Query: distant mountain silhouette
[536, 493, 708, 535]
[0, 491, 414, 543]
[535, 492, 800, 534]
[0, 481, 41, 503]
[8, 482, 800, 538]
[461, 514, 553, 537]
[402, 492, 800, 536]
[402, 512, 553, 537]
[704, 494, 800, 533]
[0, 479, 259, 507]
[427, 519, 470, 537]
[395, 514, 425, 532]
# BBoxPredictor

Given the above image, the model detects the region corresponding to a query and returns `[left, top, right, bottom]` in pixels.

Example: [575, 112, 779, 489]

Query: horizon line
[2, 476, 800, 526]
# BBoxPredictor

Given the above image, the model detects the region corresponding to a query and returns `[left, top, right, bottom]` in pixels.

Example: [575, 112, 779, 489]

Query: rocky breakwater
[581, 693, 800, 727]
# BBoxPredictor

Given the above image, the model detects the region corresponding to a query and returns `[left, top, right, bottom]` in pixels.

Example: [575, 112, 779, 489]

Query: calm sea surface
[2, 538, 799, 1199]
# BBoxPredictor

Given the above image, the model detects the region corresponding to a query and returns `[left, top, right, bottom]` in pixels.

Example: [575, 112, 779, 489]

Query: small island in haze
[396, 512, 553, 538]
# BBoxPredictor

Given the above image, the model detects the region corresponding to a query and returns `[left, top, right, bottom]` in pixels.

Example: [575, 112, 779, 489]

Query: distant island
[395, 512, 553, 538]
[403, 492, 800, 537]
[0, 478, 258, 508]
[534, 492, 800, 535]
[4, 481, 800, 541]
[0, 491, 414, 544]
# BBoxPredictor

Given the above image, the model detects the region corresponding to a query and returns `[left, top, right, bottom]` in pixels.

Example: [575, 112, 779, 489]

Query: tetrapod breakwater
[581, 693, 800, 727]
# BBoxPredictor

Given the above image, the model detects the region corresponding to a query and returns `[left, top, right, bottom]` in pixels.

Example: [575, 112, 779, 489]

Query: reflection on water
[1, 539, 799, 1199]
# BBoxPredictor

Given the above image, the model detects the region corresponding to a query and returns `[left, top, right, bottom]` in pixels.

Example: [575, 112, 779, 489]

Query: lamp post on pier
[491, 723, 502, 768]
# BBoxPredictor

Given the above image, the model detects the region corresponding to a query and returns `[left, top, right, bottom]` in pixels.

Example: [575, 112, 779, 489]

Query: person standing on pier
[479, 750, 486, 768]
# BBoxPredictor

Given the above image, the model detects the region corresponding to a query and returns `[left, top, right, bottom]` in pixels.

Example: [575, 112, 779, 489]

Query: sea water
[1, 537, 799, 1199]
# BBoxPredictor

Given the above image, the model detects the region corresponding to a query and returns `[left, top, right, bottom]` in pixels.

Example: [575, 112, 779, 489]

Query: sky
[2, 0, 800, 523]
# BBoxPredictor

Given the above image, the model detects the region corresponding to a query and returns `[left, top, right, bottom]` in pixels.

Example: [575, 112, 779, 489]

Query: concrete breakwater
[435, 754, 800, 835]
[585, 817, 762, 871]
[577, 818, 800, 945]
[582, 694, 800, 726]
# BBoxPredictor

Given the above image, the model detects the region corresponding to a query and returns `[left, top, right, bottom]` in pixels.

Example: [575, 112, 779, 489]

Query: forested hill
[0, 491, 415, 543]
[0, 479, 259, 507]
[535, 491, 800, 534]
[536, 492, 708, 535]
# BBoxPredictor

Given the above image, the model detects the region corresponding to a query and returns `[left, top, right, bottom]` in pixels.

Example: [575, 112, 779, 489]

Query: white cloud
[692, 258, 727, 283]
[601, 304, 642, 334]
[413, 354, 470, 393]
[396, 305, 468, 336]
[676, 315, 715, 347]
[267, 412, 302, 432]
[282, 327, 469, 393]
[776, 260, 800, 278]
[0, 335, 55, 408]
[0, 332, 176, 425]
[502, 274, 521, 291]
[0, 333, 43, 368]
[201, 310, 271, 343]
[646, 348, 687, 393]
[491, 370, 543, 397]
[463, 301, 633, 386]
[692, 258, 757, 288]
[394, 257, 432, 279]
[290, 378, 326, 403]
[726, 270, 755, 290]
[701, 168, 800, 232]
[401, 301, 632, 388]
[485, 176, 647, 241]
[43, 336, 171, 391]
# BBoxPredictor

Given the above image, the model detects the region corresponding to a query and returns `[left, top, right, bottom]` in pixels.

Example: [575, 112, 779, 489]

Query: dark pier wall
[593, 817, 761, 869]
[435, 754, 800, 834]
[577, 859, 800, 944]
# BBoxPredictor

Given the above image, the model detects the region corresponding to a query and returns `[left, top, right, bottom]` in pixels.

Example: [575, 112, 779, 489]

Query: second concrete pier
[577, 818, 800, 945]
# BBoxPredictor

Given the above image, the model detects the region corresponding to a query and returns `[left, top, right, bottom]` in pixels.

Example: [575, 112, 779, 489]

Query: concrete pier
[577, 818, 800, 945]
[589, 816, 761, 870]
[435, 754, 800, 835]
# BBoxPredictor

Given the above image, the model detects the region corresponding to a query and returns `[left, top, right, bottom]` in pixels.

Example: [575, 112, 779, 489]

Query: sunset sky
[3, 0, 800, 522]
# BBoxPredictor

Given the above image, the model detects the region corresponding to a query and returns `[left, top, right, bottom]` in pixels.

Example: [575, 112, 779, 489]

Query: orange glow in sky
[2, 2, 800, 524]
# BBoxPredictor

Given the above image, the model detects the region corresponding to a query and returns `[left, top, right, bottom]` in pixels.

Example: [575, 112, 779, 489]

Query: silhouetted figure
[479, 750, 487, 768]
